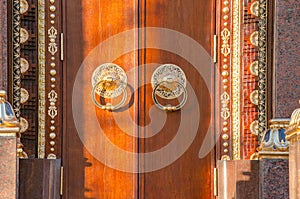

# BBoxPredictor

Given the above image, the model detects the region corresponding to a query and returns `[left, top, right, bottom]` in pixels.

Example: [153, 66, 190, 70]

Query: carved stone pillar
[0, 90, 20, 199]
[286, 105, 300, 199]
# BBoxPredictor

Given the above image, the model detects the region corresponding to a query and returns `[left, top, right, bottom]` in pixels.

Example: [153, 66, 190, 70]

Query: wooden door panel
[64, 0, 138, 198]
[64, 0, 215, 198]
[142, 0, 215, 198]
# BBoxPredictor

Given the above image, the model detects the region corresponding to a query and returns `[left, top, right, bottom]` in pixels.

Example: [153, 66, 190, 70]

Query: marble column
[259, 159, 289, 199]
[273, 0, 300, 118]
[0, 91, 20, 199]
[0, 0, 8, 90]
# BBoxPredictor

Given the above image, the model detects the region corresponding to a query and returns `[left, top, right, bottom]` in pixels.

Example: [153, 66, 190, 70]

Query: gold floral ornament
[20, 58, 29, 74]
[221, 28, 231, 56]
[250, 120, 259, 136]
[221, 155, 230, 160]
[221, 92, 230, 120]
[20, 28, 29, 44]
[250, 1, 259, 17]
[250, 31, 259, 46]
[48, 26, 58, 55]
[250, 90, 258, 105]
[20, 117, 29, 133]
[21, 88, 29, 104]
[48, 90, 58, 119]
[20, 0, 29, 14]
[250, 60, 258, 76]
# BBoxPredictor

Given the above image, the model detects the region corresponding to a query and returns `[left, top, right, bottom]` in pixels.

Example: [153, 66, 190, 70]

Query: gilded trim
[12, 0, 21, 119]
[46, 0, 58, 159]
[258, 0, 268, 138]
[219, 0, 232, 159]
[232, 0, 241, 160]
[38, 0, 46, 159]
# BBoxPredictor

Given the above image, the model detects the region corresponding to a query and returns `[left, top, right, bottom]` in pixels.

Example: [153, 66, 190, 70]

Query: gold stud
[223, 7, 230, 14]
[49, 5, 56, 12]
[49, 132, 56, 139]
[222, 134, 229, 140]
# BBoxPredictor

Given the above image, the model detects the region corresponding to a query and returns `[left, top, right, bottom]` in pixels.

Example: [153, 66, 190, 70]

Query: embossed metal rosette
[91, 63, 127, 110]
[151, 64, 188, 111]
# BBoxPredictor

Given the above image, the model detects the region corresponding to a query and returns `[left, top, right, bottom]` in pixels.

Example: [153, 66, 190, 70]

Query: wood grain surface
[63, 0, 215, 198]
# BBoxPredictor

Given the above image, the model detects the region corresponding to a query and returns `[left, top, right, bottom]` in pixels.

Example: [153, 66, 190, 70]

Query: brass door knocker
[151, 64, 188, 111]
[91, 63, 127, 110]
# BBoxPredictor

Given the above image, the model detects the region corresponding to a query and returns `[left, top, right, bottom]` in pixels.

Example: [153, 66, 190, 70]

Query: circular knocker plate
[91, 63, 127, 99]
[151, 64, 187, 99]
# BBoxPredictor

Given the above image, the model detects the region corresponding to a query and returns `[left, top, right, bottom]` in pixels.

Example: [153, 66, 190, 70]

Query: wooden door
[63, 0, 215, 198]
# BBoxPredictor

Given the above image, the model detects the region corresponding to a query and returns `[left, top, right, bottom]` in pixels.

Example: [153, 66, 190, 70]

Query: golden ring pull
[152, 81, 188, 111]
[151, 64, 188, 111]
[91, 63, 127, 111]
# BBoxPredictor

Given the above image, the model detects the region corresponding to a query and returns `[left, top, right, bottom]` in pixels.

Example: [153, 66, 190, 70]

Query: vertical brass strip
[214, 35, 217, 63]
[232, 0, 241, 160]
[38, 0, 46, 158]
[214, 168, 218, 196]
[258, 0, 268, 137]
[12, 0, 21, 119]
[60, 33, 64, 61]
[46, 0, 59, 159]
[60, 166, 64, 195]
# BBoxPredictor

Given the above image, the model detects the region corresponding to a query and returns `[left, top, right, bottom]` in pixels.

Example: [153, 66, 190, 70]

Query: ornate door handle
[151, 64, 188, 111]
[91, 63, 127, 110]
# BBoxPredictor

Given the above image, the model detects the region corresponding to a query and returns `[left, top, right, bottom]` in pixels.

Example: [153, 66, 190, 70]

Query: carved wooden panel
[9, 0, 63, 159]
[20, 0, 39, 158]
[217, 0, 233, 160]
[44, 0, 62, 159]
[241, 0, 259, 159]
[217, 0, 260, 160]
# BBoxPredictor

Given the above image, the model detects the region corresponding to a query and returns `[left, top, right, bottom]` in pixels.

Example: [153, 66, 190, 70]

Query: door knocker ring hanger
[91, 63, 127, 111]
[151, 64, 188, 111]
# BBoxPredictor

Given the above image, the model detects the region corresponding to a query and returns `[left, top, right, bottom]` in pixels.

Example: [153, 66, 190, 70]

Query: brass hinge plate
[214, 35, 218, 63]
[60, 166, 64, 196]
[60, 33, 64, 61]
[214, 167, 218, 196]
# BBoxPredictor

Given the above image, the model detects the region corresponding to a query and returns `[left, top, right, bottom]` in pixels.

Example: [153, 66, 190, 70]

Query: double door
[63, 0, 216, 198]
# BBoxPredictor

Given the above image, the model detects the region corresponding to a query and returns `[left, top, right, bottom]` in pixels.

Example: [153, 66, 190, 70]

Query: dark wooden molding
[19, 159, 61, 199]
